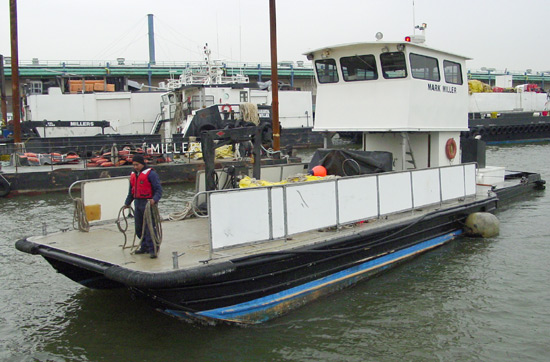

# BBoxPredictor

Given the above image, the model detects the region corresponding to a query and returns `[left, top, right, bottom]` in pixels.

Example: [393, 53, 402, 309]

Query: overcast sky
[2, 0, 549, 73]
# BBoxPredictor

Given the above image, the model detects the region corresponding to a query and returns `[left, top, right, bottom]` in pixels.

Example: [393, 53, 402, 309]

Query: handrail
[191, 191, 210, 218]
[68, 176, 129, 201]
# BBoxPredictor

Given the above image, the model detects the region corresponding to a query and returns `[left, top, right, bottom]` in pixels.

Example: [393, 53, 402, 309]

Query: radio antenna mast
[412, 0, 416, 34]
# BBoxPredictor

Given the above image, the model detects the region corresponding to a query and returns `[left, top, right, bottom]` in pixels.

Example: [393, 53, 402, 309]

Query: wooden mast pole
[269, 0, 280, 152]
[0, 55, 8, 127]
[10, 0, 21, 143]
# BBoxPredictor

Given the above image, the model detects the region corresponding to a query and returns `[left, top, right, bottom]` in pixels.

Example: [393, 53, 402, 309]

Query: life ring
[445, 138, 457, 160]
[221, 104, 233, 113]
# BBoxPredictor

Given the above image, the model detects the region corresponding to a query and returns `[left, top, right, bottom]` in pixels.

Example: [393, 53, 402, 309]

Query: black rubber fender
[15, 239, 40, 254]
[0, 175, 10, 197]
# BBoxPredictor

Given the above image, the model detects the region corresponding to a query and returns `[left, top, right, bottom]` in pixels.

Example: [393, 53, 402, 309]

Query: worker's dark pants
[134, 198, 154, 252]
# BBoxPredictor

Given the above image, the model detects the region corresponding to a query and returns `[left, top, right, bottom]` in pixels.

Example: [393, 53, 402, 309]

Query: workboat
[463, 79, 550, 144]
[20, 45, 318, 151]
[15, 35, 545, 325]
[154, 44, 319, 148]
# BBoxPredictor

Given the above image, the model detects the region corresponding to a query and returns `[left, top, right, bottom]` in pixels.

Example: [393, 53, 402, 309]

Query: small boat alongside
[15, 34, 545, 325]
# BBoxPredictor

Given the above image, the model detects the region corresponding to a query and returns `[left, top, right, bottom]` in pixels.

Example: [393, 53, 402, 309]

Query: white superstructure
[306, 40, 470, 170]
[25, 87, 163, 136]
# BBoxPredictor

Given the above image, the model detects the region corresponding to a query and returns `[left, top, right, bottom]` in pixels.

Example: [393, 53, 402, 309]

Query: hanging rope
[73, 198, 90, 232]
[117, 203, 162, 256]
[117, 205, 135, 249]
[143, 202, 163, 257]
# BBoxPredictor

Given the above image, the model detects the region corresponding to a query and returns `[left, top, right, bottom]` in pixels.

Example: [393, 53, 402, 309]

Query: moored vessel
[15, 32, 545, 325]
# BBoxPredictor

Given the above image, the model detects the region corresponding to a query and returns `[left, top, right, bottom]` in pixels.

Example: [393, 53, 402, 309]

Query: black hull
[14, 172, 545, 324]
[463, 113, 550, 144]
[17, 197, 498, 324]
[493, 171, 546, 202]
[3, 128, 323, 156]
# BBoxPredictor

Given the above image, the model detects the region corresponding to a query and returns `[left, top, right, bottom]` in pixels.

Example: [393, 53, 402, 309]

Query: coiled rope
[116, 203, 163, 256]
[117, 205, 134, 249]
[144, 202, 162, 257]
[73, 198, 90, 232]
[168, 201, 194, 221]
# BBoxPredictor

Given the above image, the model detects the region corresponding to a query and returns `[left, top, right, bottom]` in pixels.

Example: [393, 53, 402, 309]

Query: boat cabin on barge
[307, 40, 469, 170]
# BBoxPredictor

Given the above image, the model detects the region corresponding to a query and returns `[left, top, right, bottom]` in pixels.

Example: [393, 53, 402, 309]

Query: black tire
[0, 176, 11, 197]
[261, 125, 273, 144]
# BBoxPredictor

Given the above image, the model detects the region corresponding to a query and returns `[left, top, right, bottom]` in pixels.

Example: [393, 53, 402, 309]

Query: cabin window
[340, 55, 378, 81]
[409, 53, 440, 81]
[191, 95, 215, 109]
[380, 52, 407, 79]
[240, 91, 248, 102]
[443, 60, 463, 85]
[315, 59, 339, 83]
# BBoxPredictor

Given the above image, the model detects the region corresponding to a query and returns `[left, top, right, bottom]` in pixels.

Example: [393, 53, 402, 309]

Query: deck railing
[207, 163, 477, 250]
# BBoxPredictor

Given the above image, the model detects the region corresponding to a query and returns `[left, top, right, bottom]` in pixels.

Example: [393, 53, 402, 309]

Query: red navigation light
[405, 36, 412, 42]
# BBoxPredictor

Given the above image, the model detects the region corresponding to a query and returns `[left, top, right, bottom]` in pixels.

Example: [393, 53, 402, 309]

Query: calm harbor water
[1, 143, 549, 362]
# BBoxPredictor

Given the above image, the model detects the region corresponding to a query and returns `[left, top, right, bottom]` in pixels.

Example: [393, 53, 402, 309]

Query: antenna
[412, 0, 416, 34]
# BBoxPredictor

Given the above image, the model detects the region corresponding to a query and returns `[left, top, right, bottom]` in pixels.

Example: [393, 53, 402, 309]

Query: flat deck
[26, 195, 482, 274]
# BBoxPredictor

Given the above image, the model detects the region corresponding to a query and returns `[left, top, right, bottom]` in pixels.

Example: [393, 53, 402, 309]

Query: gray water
[1, 143, 549, 362]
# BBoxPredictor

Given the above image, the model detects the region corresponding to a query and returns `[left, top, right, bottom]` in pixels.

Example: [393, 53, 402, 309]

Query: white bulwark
[305, 41, 471, 170]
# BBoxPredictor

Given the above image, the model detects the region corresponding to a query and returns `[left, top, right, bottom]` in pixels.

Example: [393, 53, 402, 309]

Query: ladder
[402, 132, 417, 170]
[150, 113, 163, 134]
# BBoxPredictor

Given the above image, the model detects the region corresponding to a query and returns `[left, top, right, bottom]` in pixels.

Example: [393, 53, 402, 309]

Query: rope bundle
[117, 203, 162, 256]
[73, 198, 90, 232]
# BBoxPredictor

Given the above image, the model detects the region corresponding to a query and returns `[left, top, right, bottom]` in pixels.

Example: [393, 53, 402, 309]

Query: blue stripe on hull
[166, 229, 464, 324]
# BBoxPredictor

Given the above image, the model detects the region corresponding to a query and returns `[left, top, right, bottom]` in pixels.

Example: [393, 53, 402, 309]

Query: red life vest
[130, 168, 153, 199]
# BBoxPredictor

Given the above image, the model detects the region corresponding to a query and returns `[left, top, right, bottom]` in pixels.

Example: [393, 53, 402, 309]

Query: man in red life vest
[123, 154, 163, 258]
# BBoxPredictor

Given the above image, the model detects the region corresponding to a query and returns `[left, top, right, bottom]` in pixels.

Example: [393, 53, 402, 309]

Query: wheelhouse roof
[304, 41, 472, 60]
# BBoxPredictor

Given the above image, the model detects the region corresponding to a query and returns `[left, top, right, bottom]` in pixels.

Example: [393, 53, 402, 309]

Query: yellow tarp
[468, 80, 492, 94]
[239, 175, 328, 188]
[188, 142, 234, 160]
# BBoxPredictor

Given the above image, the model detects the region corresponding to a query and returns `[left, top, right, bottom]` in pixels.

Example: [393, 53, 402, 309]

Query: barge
[15, 34, 545, 324]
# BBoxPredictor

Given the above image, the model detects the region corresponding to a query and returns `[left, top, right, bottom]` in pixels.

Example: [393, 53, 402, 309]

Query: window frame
[409, 53, 441, 82]
[443, 60, 463, 85]
[315, 59, 339, 84]
[340, 54, 378, 82]
[380, 52, 408, 79]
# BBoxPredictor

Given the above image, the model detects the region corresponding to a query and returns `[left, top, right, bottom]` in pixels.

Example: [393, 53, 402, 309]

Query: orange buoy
[445, 138, 457, 160]
[101, 161, 114, 167]
[311, 165, 327, 177]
